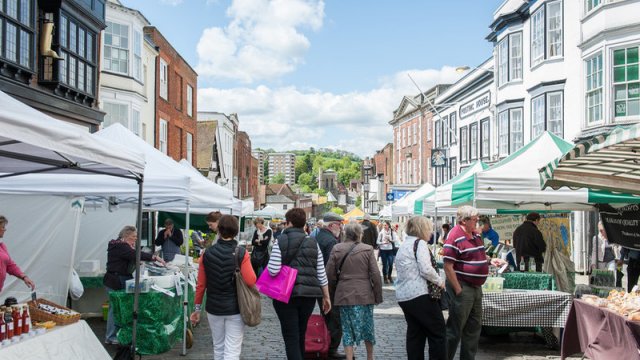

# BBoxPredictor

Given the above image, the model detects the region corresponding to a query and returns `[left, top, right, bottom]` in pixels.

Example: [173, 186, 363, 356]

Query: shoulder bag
[413, 239, 443, 300]
[234, 247, 262, 327]
[255, 236, 308, 303]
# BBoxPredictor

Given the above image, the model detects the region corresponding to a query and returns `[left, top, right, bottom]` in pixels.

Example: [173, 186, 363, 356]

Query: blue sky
[123, 0, 504, 157]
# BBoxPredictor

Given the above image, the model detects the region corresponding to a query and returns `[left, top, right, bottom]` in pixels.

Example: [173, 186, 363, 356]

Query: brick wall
[145, 26, 198, 165]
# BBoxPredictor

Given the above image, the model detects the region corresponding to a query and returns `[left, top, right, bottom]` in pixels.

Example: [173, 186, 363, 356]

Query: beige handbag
[235, 247, 262, 327]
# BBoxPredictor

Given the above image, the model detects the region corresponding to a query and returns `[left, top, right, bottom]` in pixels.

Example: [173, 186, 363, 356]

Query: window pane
[481, 121, 490, 158]
[616, 101, 627, 117]
[470, 124, 478, 160]
[78, 28, 85, 58]
[629, 83, 640, 99]
[531, 8, 545, 65]
[532, 95, 545, 138]
[59, 15, 67, 48]
[510, 33, 522, 80]
[7, 0, 17, 19]
[628, 64, 639, 81]
[69, 56, 76, 87]
[629, 100, 640, 116]
[499, 111, 509, 156]
[449, 113, 456, 143]
[614, 66, 626, 82]
[510, 109, 524, 153]
[629, 47, 639, 64]
[548, 92, 563, 137]
[547, 1, 563, 58]
[6, 23, 17, 61]
[19, 29, 30, 67]
[86, 34, 93, 61]
[614, 49, 626, 65]
[498, 39, 508, 86]
[19, 0, 30, 25]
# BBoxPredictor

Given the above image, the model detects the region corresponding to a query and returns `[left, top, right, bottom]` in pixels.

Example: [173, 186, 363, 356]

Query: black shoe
[328, 349, 347, 359]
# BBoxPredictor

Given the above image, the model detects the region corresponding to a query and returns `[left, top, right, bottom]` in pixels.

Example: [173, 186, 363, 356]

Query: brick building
[250, 155, 259, 210]
[389, 85, 448, 196]
[373, 142, 394, 207]
[144, 26, 197, 165]
[235, 130, 254, 199]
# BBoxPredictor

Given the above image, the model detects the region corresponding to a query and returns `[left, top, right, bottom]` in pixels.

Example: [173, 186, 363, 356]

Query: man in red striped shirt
[442, 205, 489, 360]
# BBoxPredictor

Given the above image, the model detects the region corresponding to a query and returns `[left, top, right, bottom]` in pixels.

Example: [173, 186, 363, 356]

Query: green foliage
[298, 173, 313, 187]
[300, 185, 313, 193]
[314, 188, 327, 196]
[355, 195, 362, 207]
[270, 173, 285, 184]
[329, 207, 344, 215]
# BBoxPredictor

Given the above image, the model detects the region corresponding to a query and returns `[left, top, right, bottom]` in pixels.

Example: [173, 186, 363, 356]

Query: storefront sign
[459, 91, 491, 119]
[599, 204, 640, 250]
[491, 215, 522, 241]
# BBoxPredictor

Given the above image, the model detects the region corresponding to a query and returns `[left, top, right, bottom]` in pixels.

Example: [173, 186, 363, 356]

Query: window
[55, 14, 97, 94]
[531, 1, 563, 67]
[133, 30, 142, 80]
[435, 120, 441, 148]
[442, 115, 449, 147]
[613, 47, 640, 119]
[480, 119, 490, 159]
[160, 119, 168, 154]
[132, 109, 140, 136]
[532, 95, 545, 138]
[469, 123, 478, 160]
[449, 112, 457, 144]
[413, 123, 418, 144]
[498, 108, 524, 156]
[585, 53, 603, 124]
[0, 0, 34, 70]
[186, 132, 193, 164]
[187, 85, 193, 117]
[450, 157, 457, 178]
[585, 0, 601, 13]
[103, 21, 129, 74]
[498, 32, 523, 86]
[160, 59, 168, 100]
[408, 124, 412, 146]
[406, 159, 412, 183]
[460, 126, 468, 162]
[175, 74, 183, 110]
[103, 102, 128, 128]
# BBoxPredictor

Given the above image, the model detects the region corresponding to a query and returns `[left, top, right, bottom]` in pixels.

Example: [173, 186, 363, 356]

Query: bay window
[613, 47, 640, 119]
[585, 53, 603, 124]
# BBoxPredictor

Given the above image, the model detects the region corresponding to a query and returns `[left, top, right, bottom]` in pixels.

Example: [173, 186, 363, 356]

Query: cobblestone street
[93, 283, 583, 359]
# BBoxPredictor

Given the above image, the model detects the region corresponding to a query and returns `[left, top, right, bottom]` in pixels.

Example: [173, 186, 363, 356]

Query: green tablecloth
[110, 285, 195, 355]
[80, 276, 104, 289]
[502, 272, 556, 291]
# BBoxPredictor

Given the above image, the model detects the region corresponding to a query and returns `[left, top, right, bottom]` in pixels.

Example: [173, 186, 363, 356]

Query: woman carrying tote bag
[190, 215, 257, 359]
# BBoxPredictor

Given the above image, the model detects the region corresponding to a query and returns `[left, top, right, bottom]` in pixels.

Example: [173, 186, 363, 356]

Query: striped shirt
[267, 239, 328, 287]
[442, 224, 489, 287]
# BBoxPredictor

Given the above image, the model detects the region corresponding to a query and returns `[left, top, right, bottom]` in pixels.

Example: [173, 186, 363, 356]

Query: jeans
[399, 294, 447, 360]
[380, 250, 395, 278]
[273, 297, 316, 360]
[105, 286, 118, 343]
[206, 312, 245, 360]
[446, 282, 482, 360]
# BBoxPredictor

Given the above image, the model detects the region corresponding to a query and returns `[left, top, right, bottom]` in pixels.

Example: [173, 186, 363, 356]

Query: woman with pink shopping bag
[262, 208, 331, 360]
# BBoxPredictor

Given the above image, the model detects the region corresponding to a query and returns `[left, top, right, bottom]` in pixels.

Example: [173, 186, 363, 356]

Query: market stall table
[561, 298, 640, 360]
[0, 320, 109, 360]
[110, 285, 194, 355]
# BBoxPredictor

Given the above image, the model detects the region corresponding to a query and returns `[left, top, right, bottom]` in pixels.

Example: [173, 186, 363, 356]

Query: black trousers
[317, 297, 342, 351]
[273, 297, 316, 360]
[627, 258, 640, 292]
[399, 294, 447, 360]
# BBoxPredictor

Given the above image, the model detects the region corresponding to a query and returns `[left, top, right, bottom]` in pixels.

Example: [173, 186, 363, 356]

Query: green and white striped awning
[540, 124, 640, 195]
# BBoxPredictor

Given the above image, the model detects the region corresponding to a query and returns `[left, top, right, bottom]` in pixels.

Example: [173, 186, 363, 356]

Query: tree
[355, 195, 362, 207]
[298, 173, 313, 187]
[329, 207, 344, 215]
[270, 173, 285, 184]
[314, 188, 327, 196]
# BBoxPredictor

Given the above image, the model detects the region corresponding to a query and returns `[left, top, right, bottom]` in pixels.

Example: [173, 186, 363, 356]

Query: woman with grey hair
[326, 222, 383, 360]
[103, 225, 165, 345]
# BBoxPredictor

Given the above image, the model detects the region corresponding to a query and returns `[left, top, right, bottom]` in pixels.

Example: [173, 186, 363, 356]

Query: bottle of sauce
[5, 307, 14, 339]
[22, 305, 30, 334]
[13, 306, 22, 336]
[0, 311, 6, 341]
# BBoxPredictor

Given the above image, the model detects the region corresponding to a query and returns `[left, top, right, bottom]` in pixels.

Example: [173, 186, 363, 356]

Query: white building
[268, 153, 296, 186]
[198, 111, 238, 191]
[433, 59, 496, 185]
[100, 0, 156, 144]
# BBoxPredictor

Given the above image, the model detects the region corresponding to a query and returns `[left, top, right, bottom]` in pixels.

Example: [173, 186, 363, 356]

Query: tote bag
[255, 264, 298, 303]
[234, 248, 262, 326]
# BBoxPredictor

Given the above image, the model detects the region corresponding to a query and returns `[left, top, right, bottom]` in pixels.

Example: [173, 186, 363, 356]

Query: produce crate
[28, 298, 81, 325]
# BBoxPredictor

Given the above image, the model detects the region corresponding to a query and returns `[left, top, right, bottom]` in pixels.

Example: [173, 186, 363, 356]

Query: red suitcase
[304, 314, 330, 359]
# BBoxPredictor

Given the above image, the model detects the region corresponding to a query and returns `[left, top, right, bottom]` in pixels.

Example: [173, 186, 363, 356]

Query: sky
[123, 0, 504, 158]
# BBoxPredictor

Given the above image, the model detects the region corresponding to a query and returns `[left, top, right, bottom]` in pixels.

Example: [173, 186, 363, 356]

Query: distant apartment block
[268, 153, 296, 186]
[252, 149, 266, 185]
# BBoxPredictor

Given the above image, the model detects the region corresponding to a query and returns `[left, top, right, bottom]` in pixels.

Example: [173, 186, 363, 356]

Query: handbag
[234, 247, 262, 327]
[255, 236, 308, 303]
[413, 239, 443, 300]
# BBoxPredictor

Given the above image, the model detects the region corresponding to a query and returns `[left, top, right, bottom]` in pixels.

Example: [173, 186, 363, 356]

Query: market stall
[561, 298, 640, 360]
[390, 182, 434, 217]
[0, 320, 110, 360]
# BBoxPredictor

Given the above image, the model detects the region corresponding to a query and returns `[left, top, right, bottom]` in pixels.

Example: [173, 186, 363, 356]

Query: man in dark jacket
[513, 212, 546, 272]
[360, 213, 378, 249]
[314, 212, 346, 359]
[155, 218, 184, 262]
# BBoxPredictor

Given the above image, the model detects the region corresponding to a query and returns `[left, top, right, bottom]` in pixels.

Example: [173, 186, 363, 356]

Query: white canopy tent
[0, 90, 147, 353]
[390, 183, 435, 217]
[244, 205, 286, 219]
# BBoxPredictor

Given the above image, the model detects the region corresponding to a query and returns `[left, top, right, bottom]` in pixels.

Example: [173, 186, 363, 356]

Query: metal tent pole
[131, 177, 144, 358]
[181, 200, 191, 356]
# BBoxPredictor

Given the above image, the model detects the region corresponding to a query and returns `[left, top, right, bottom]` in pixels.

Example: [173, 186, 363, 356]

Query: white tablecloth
[0, 320, 110, 360]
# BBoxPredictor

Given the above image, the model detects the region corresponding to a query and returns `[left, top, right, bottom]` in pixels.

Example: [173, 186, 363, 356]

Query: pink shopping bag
[255, 265, 298, 303]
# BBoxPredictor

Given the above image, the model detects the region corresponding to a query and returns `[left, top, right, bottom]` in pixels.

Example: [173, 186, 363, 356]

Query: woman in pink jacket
[0, 215, 36, 293]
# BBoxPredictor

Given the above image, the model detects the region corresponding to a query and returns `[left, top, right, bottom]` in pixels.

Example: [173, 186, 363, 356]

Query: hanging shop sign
[599, 204, 640, 250]
[431, 149, 447, 168]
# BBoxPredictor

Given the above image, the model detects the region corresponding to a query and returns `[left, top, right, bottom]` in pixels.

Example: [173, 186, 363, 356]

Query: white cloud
[198, 66, 463, 157]
[196, 0, 325, 83]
